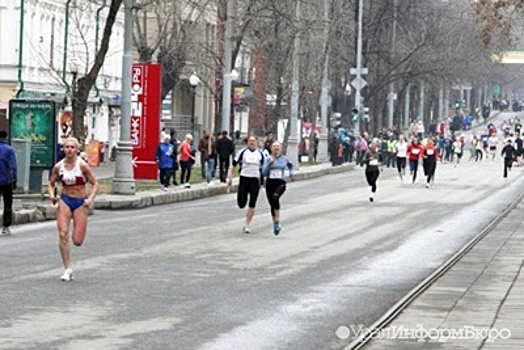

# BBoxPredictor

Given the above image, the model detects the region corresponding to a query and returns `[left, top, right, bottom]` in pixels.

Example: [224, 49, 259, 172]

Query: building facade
[0, 0, 124, 147]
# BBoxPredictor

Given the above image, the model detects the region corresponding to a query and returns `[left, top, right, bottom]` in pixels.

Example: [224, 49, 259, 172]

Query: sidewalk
[361, 195, 524, 349]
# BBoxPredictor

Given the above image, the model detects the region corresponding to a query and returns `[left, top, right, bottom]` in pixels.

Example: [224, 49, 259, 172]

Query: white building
[0, 0, 124, 146]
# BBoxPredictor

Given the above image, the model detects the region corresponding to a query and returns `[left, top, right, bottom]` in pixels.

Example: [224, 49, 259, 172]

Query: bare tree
[72, 0, 124, 145]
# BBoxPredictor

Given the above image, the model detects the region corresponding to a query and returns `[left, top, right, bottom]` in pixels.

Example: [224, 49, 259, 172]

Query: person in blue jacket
[155, 135, 175, 191]
[0, 130, 17, 236]
[262, 142, 295, 236]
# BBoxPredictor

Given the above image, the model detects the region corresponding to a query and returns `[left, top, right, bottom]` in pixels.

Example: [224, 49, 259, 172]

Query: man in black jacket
[215, 131, 235, 182]
[501, 139, 517, 178]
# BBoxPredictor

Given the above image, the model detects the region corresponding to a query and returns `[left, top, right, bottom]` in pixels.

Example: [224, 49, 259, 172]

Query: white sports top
[234, 147, 264, 178]
[58, 158, 87, 186]
[396, 142, 408, 158]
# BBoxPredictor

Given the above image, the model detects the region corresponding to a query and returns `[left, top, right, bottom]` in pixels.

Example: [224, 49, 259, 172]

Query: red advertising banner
[131, 63, 162, 180]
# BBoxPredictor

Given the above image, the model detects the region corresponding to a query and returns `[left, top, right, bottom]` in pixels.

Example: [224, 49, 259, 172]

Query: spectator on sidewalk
[206, 134, 217, 185]
[178, 134, 195, 188]
[264, 131, 275, 154]
[198, 130, 211, 180]
[170, 129, 180, 186]
[216, 130, 235, 183]
[0, 130, 17, 236]
[155, 135, 175, 191]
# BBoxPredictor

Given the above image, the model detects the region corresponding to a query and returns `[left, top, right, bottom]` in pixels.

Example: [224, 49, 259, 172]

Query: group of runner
[227, 135, 295, 236]
[362, 134, 439, 202]
[362, 115, 523, 202]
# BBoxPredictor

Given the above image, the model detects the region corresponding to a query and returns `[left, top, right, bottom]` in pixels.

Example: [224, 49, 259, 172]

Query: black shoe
[369, 197, 374, 202]
[173, 181, 179, 186]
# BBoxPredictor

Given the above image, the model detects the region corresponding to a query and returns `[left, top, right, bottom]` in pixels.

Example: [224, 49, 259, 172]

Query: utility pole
[112, 0, 136, 195]
[353, 0, 364, 135]
[404, 82, 410, 130]
[221, 0, 234, 134]
[318, 0, 331, 162]
[387, 0, 397, 128]
[287, 0, 301, 164]
[419, 80, 425, 124]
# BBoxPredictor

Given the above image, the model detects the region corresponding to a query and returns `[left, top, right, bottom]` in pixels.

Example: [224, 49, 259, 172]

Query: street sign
[350, 68, 368, 75]
[131, 63, 161, 180]
[351, 77, 367, 90]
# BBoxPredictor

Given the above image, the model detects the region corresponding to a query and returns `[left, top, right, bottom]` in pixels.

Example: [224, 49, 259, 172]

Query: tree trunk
[72, 0, 123, 146]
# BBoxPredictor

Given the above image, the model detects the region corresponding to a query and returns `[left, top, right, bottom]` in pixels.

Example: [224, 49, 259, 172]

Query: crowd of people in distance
[328, 110, 523, 202]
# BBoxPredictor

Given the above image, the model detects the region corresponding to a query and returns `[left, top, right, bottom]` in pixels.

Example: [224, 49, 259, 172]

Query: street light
[230, 69, 239, 134]
[69, 61, 79, 111]
[231, 68, 239, 82]
[189, 72, 200, 136]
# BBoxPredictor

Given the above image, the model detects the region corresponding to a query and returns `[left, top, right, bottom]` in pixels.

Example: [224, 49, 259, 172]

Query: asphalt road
[1, 113, 522, 350]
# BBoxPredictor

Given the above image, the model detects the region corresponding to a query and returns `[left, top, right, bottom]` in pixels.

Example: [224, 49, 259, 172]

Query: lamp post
[230, 69, 239, 133]
[189, 72, 200, 136]
[69, 61, 78, 114]
[112, 0, 135, 195]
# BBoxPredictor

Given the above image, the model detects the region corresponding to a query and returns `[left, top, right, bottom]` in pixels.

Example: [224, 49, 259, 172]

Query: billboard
[131, 63, 162, 180]
[8, 100, 56, 168]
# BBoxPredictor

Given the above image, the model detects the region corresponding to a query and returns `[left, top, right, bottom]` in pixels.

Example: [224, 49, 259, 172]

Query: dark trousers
[180, 161, 192, 183]
[365, 169, 380, 193]
[219, 156, 230, 182]
[475, 150, 483, 162]
[504, 158, 513, 178]
[0, 184, 13, 228]
[159, 168, 172, 188]
[265, 179, 286, 217]
[409, 159, 419, 183]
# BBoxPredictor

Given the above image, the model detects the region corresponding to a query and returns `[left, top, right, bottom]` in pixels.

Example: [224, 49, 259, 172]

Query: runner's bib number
[427, 150, 434, 155]
[369, 159, 378, 166]
[269, 169, 282, 179]
[412, 149, 420, 155]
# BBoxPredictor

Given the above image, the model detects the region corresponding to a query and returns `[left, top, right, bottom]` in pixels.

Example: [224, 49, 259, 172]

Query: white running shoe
[244, 226, 251, 234]
[60, 268, 73, 282]
[1, 227, 11, 236]
[184, 183, 191, 188]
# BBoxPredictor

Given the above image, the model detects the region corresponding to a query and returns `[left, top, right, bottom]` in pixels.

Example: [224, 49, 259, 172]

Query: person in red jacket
[178, 134, 196, 188]
[422, 138, 440, 188]
[407, 137, 424, 186]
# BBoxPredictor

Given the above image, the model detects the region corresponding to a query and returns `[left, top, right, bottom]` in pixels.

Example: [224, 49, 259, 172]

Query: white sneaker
[162, 187, 168, 192]
[207, 182, 214, 186]
[244, 226, 251, 234]
[184, 183, 191, 188]
[60, 268, 73, 282]
[1, 227, 11, 236]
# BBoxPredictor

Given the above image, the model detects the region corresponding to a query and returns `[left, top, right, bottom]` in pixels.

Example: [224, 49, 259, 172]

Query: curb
[94, 163, 352, 210]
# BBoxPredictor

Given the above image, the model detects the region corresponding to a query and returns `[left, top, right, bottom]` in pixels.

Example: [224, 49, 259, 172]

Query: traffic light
[351, 108, 359, 122]
[332, 112, 342, 127]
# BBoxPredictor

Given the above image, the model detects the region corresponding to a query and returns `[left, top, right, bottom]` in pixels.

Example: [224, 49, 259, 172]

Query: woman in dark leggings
[228, 135, 265, 234]
[262, 142, 295, 236]
[178, 134, 195, 188]
[407, 137, 424, 186]
[422, 138, 439, 188]
[363, 141, 381, 202]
